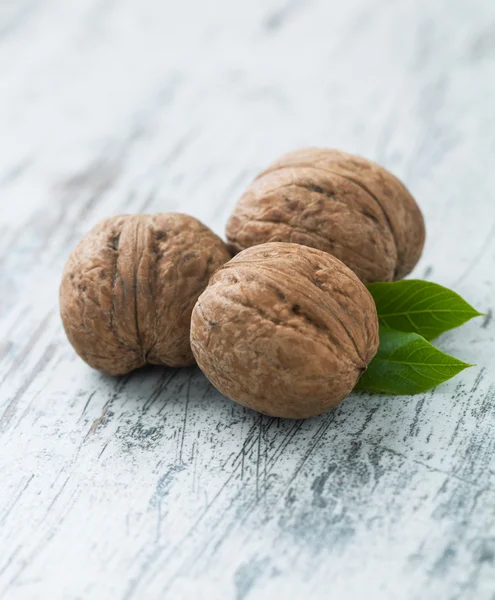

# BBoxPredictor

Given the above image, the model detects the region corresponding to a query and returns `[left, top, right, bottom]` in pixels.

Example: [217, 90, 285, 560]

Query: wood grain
[1, 0, 495, 598]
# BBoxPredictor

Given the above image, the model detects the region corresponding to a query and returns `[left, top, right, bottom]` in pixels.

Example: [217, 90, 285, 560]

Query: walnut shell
[60, 213, 231, 375]
[226, 148, 425, 284]
[190, 242, 379, 419]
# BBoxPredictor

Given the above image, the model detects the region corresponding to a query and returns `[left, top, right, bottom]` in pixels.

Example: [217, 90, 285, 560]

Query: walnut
[226, 148, 425, 284]
[60, 213, 231, 375]
[190, 242, 379, 419]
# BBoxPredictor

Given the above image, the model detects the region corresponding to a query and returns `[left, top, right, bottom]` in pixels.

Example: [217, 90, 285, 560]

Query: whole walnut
[60, 213, 231, 375]
[226, 148, 425, 284]
[190, 242, 379, 419]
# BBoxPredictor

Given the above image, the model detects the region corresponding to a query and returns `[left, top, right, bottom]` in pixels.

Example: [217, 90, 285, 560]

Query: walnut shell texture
[226, 148, 426, 284]
[191, 242, 379, 419]
[60, 213, 231, 375]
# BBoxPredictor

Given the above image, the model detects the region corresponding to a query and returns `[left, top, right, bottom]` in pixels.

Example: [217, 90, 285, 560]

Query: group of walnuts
[60, 148, 425, 418]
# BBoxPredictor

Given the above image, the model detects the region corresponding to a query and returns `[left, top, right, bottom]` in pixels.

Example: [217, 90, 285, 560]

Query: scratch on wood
[0, 475, 34, 527]
[98, 440, 111, 459]
[89, 402, 109, 434]
[45, 476, 71, 514]
[178, 376, 192, 464]
[481, 309, 492, 329]
[79, 390, 96, 422]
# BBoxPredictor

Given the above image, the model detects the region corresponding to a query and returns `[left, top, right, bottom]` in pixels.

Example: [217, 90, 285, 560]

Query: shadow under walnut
[60, 213, 231, 375]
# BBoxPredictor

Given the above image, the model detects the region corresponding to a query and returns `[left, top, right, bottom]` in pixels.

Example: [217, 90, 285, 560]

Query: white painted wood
[1, 0, 495, 598]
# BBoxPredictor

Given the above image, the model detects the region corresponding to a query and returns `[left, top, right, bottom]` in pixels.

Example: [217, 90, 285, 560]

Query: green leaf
[367, 280, 483, 340]
[356, 328, 473, 395]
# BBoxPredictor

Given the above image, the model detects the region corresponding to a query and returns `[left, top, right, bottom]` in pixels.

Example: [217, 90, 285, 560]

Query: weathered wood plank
[1, 0, 495, 598]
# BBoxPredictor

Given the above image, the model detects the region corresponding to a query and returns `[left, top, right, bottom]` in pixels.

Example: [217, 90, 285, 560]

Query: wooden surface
[1, 1, 495, 598]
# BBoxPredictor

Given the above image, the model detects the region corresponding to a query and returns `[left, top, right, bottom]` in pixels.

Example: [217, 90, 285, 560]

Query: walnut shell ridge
[60, 213, 231, 375]
[226, 148, 425, 284]
[191, 242, 379, 419]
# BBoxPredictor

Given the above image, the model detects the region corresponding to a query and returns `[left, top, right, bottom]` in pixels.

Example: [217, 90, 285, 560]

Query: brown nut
[226, 147, 425, 284]
[190, 242, 379, 419]
[60, 213, 231, 375]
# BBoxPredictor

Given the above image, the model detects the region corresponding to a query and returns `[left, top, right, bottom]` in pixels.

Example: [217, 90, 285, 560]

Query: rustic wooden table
[1, 1, 495, 598]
